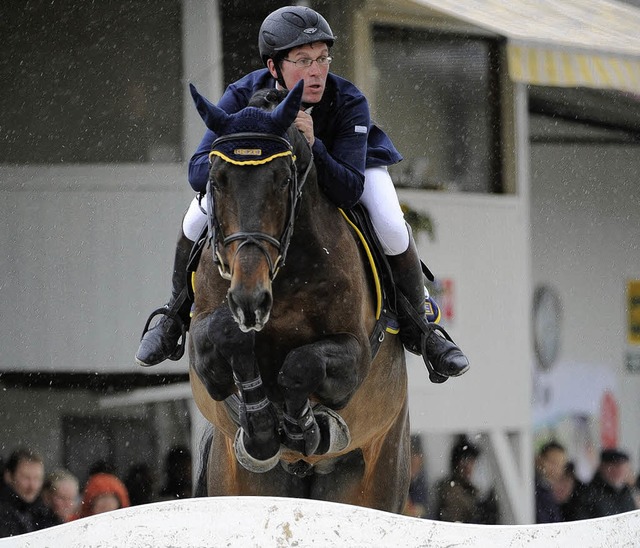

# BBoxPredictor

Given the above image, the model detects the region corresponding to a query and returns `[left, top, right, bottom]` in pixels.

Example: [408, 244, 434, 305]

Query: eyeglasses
[282, 56, 332, 69]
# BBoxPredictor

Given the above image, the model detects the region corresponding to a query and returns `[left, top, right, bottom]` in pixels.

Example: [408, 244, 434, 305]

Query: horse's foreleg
[231, 349, 281, 466]
[192, 307, 280, 470]
[278, 333, 363, 456]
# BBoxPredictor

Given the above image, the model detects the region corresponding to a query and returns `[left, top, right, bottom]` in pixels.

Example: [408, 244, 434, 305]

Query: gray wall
[531, 142, 640, 470]
[0, 165, 193, 375]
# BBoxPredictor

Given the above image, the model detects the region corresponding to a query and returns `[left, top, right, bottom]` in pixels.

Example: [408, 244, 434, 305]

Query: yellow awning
[411, 0, 640, 94]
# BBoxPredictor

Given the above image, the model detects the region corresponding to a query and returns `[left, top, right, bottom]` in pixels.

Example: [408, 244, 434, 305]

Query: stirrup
[420, 325, 450, 384]
[395, 291, 468, 384]
[139, 307, 187, 362]
[422, 322, 470, 383]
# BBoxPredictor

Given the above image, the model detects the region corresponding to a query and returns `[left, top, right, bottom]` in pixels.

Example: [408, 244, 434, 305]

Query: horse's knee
[192, 358, 233, 401]
[190, 310, 246, 400]
[278, 347, 326, 393]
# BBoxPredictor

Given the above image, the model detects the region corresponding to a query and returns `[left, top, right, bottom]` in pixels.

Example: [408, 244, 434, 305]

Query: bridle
[206, 131, 314, 281]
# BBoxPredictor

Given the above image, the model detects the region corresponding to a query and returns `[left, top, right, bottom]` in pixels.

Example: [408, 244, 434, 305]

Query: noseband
[206, 131, 313, 281]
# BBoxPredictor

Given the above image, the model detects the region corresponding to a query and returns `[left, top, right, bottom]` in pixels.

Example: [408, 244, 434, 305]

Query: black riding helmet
[259, 6, 336, 87]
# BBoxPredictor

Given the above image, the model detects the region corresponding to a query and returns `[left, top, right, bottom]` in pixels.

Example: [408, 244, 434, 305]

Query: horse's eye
[209, 171, 225, 190]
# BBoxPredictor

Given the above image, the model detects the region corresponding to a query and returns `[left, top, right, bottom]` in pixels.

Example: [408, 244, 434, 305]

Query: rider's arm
[188, 130, 216, 193]
[311, 93, 369, 209]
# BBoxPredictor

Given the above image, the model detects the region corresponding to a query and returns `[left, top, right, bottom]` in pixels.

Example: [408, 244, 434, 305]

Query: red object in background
[440, 278, 454, 322]
[600, 391, 618, 449]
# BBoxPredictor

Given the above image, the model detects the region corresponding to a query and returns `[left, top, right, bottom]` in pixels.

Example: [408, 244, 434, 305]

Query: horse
[187, 80, 410, 512]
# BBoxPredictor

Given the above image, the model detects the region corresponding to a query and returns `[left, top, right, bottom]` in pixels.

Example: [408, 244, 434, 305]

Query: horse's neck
[295, 175, 342, 243]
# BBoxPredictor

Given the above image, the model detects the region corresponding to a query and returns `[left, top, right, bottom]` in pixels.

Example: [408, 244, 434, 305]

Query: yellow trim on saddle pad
[338, 209, 383, 322]
[209, 149, 295, 166]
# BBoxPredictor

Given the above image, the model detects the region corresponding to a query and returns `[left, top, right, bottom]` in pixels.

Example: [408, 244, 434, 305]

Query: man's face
[601, 461, 630, 489]
[6, 459, 44, 503]
[268, 42, 330, 104]
[539, 448, 567, 483]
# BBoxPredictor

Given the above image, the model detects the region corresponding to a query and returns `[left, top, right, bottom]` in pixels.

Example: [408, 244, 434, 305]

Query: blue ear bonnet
[190, 80, 305, 165]
[211, 107, 293, 164]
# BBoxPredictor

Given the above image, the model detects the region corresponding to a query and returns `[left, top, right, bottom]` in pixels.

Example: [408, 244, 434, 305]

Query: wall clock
[533, 285, 562, 371]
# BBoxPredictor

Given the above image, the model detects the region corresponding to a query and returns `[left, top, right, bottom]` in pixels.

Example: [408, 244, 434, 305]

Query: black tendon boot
[388, 229, 470, 383]
[135, 233, 194, 367]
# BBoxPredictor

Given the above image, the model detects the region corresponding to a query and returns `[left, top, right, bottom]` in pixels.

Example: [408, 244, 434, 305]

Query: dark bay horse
[188, 80, 410, 512]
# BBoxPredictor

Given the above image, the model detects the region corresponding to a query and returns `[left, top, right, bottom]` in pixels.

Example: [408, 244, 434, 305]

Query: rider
[135, 5, 469, 381]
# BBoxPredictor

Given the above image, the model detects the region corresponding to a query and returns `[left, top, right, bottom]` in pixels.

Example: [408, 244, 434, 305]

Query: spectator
[433, 436, 485, 523]
[403, 435, 428, 518]
[572, 449, 637, 519]
[41, 469, 80, 523]
[555, 461, 587, 522]
[0, 447, 58, 537]
[125, 462, 156, 506]
[534, 441, 567, 523]
[631, 470, 640, 509]
[72, 472, 130, 519]
[158, 445, 192, 500]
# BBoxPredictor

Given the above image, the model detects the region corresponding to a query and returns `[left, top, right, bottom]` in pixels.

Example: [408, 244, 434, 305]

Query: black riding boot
[135, 233, 193, 367]
[388, 229, 470, 383]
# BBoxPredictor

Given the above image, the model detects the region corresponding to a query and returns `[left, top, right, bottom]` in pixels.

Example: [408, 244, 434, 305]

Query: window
[219, 0, 284, 87]
[0, 1, 183, 163]
[372, 26, 502, 193]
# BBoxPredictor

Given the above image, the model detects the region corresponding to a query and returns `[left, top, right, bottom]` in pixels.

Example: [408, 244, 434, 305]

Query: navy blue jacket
[188, 69, 402, 209]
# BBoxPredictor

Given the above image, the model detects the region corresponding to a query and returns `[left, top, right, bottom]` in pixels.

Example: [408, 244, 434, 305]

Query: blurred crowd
[404, 435, 499, 523]
[0, 445, 192, 538]
[3, 437, 639, 536]
[404, 435, 640, 524]
[534, 441, 640, 522]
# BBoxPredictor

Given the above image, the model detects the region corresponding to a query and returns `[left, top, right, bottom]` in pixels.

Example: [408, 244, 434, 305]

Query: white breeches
[181, 166, 409, 255]
[182, 196, 208, 242]
[358, 166, 409, 256]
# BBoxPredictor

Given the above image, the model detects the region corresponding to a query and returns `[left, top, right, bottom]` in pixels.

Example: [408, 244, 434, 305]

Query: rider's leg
[135, 196, 207, 366]
[360, 166, 469, 379]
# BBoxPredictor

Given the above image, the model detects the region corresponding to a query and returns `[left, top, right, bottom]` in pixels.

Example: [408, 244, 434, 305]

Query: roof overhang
[410, 0, 640, 95]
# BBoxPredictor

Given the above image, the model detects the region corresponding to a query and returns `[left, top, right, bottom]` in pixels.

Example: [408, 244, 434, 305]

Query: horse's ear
[271, 80, 304, 131]
[189, 83, 230, 133]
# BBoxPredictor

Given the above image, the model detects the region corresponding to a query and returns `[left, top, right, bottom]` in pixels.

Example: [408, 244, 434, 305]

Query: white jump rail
[1, 496, 639, 548]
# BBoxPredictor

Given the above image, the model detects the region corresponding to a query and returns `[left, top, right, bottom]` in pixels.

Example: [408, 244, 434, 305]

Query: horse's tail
[194, 422, 214, 497]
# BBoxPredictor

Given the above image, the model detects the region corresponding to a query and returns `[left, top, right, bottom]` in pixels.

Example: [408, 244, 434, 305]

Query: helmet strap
[274, 63, 287, 89]
[270, 54, 288, 89]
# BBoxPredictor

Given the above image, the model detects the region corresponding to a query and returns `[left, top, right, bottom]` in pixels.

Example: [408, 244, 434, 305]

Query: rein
[206, 131, 314, 282]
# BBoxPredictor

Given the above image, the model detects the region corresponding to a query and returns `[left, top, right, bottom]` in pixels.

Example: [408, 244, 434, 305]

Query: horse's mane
[247, 88, 289, 110]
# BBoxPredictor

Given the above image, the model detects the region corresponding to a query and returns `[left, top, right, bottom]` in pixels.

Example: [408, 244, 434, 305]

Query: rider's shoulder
[228, 69, 274, 92]
[327, 73, 368, 107]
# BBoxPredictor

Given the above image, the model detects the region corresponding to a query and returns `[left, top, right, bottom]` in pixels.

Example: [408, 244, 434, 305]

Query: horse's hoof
[233, 428, 280, 473]
[313, 404, 351, 455]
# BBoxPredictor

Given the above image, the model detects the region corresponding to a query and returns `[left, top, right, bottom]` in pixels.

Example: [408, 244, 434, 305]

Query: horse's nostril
[258, 290, 272, 314]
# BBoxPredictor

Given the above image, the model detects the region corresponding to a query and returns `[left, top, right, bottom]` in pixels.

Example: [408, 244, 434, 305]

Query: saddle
[341, 204, 436, 358]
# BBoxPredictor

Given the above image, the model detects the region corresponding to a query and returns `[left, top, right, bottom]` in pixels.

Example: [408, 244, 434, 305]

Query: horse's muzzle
[227, 286, 273, 332]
